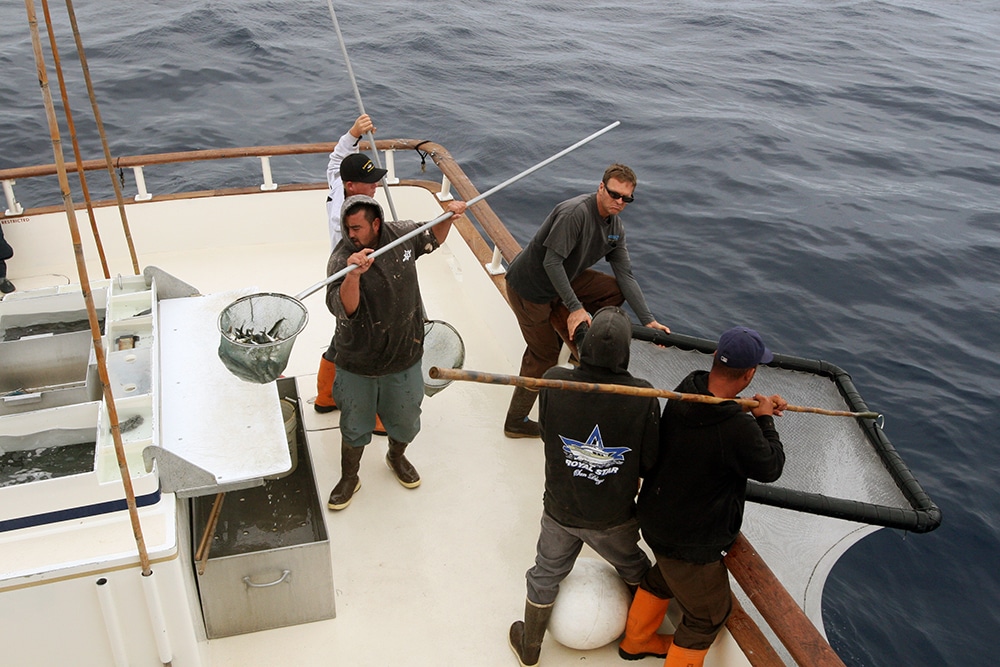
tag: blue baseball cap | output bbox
[716,327,774,368]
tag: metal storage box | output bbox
[192,385,334,638]
[0,317,102,416]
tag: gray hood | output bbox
[340,194,385,251]
[579,306,631,374]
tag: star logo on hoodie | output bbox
[560,424,630,467]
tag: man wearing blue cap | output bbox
[617,327,787,667]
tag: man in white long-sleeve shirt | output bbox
[325,113,386,251]
[316,114,389,423]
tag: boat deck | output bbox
[2,184,756,666]
[197,188,751,666]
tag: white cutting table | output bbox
[155,288,291,496]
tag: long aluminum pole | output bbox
[294,121,620,300]
[326,1,399,221]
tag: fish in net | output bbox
[217,293,309,384]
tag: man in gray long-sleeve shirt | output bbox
[502,163,671,438]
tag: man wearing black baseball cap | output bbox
[316,114,389,425]
[339,152,387,185]
[324,114,387,253]
[618,327,787,667]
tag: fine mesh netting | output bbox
[422,320,465,397]
[628,331,939,532]
[217,293,309,384]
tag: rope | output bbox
[413,140,433,171]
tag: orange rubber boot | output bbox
[315,356,338,413]
[317,354,386,434]
[664,645,709,667]
[618,588,672,660]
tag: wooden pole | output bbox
[195,493,226,575]
[39,0,110,279]
[62,0,141,275]
[429,367,881,419]
[25,0,151,574]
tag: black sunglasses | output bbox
[603,183,634,203]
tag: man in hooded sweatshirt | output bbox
[508,306,661,667]
[617,327,787,667]
[314,113,388,423]
[324,193,466,511]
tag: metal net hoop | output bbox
[422,320,465,397]
[217,293,309,384]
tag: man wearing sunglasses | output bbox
[503,163,671,439]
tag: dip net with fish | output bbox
[217,293,308,384]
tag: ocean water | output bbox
[2,1,999,665]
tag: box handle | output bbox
[243,570,291,589]
[2,392,42,405]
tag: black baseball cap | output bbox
[341,153,387,183]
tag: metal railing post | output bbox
[259,156,278,191]
[437,174,454,202]
[485,245,506,275]
[132,166,152,201]
[383,149,399,185]
[2,179,23,215]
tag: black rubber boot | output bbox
[385,438,420,488]
[328,442,364,510]
[508,599,554,667]
[504,386,540,439]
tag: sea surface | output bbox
[1,1,998,665]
